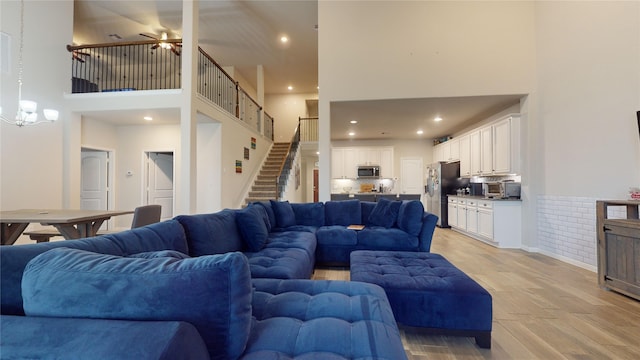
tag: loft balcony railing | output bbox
[264,112,274,141]
[299,116,318,142]
[68,40,270,137]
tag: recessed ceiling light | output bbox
[280,36,289,43]
[416,130,424,135]
[316,151,320,155]
[350,120,358,124]
[143,116,153,121]
[348,132,355,136]
[434,116,443,122]
[287,85,293,91]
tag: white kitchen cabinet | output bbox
[333,146,393,179]
[480,127,493,175]
[470,131,482,175]
[447,198,458,228]
[448,196,521,249]
[449,138,460,161]
[357,148,381,166]
[437,139,459,163]
[433,144,443,162]
[492,118,511,174]
[466,198,478,234]
[331,148,357,179]
[477,200,494,240]
[456,198,467,230]
[459,135,471,177]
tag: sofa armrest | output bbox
[418,212,439,252]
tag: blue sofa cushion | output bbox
[368,197,401,228]
[176,210,245,256]
[247,279,407,360]
[0,220,188,316]
[253,201,276,231]
[270,200,296,228]
[316,226,358,246]
[324,199,361,226]
[0,315,211,360]
[236,205,269,251]
[291,202,325,226]
[22,248,253,360]
[357,227,419,250]
[397,200,425,236]
[244,248,314,279]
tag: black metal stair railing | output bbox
[276,125,301,199]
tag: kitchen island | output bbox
[447,195,522,248]
[330,193,421,202]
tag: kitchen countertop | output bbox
[448,195,522,202]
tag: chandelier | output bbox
[0,0,59,127]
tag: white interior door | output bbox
[147,152,174,221]
[400,157,424,198]
[81,149,110,229]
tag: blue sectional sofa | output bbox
[1,220,407,359]
[177,198,437,272]
[1,199,437,359]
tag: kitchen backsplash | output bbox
[331,178,397,194]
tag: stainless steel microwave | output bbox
[357,165,380,179]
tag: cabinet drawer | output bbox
[448,197,458,203]
[458,198,467,205]
[466,199,478,207]
[478,200,493,209]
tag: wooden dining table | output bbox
[0,209,134,246]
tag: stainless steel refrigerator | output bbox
[425,162,469,228]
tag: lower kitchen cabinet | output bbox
[448,196,521,248]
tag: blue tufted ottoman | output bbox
[350,250,493,348]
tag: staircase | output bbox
[244,142,291,205]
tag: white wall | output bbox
[535,1,640,198]
[1,1,72,212]
[265,93,319,142]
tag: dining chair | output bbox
[130,204,162,228]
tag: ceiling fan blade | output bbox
[139,33,158,40]
[170,46,180,56]
[151,44,160,50]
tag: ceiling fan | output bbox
[139,32,181,56]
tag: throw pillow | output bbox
[368,198,402,228]
[22,248,253,360]
[236,205,270,251]
[270,200,296,228]
[396,200,425,236]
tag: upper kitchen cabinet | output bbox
[456,114,521,177]
[332,146,394,179]
[331,148,357,178]
[459,134,471,177]
[435,138,460,163]
[492,115,521,175]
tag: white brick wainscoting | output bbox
[536,195,627,271]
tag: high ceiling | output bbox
[73,0,319,95]
[72,0,523,140]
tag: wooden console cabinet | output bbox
[596,200,640,300]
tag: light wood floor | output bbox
[313,228,640,359]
